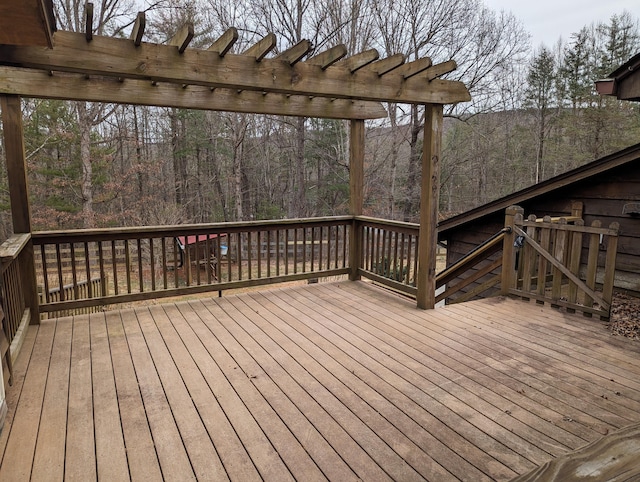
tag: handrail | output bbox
[436,228,508,289]
[0,234,33,363]
[33,216,354,242]
[33,217,352,313]
[0,233,31,263]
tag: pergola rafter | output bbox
[0,23,470,118]
[0,2,472,310]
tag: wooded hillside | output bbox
[0,1,638,237]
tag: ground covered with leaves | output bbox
[607,293,640,340]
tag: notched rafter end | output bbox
[168,22,194,54]
[130,12,146,47]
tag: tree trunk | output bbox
[77,101,94,228]
[294,116,306,217]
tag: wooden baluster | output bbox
[257,231,262,278]
[124,239,132,293]
[237,232,243,281]
[601,222,620,320]
[150,238,156,291]
[311,227,316,272]
[293,228,298,274]
[302,228,307,273]
[70,242,79,301]
[137,238,144,292]
[399,233,406,284]
[276,229,281,277]
[551,218,567,308]
[161,237,168,290]
[247,232,253,280]
[567,219,584,313]
[111,240,118,296]
[536,216,552,302]
[520,215,537,301]
[55,244,65,302]
[98,241,107,297]
[41,244,50,304]
[266,230,271,278]
[173,238,179,288]
[228,233,233,282]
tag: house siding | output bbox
[440,153,640,302]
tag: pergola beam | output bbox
[0,66,388,119]
[0,31,470,104]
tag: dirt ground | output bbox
[607,292,640,340]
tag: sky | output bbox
[482,0,640,50]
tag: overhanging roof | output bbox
[595,51,640,102]
[438,142,640,234]
[0,5,470,120]
[0,0,55,48]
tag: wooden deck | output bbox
[1,281,640,481]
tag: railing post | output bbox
[501,205,524,296]
[601,222,620,319]
[349,120,364,281]
[1,95,39,324]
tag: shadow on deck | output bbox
[1,281,640,481]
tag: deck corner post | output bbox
[416,104,443,310]
[501,205,524,296]
[349,119,364,281]
[0,95,40,324]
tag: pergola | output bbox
[0,0,470,311]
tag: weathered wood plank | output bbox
[121,308,197,480]
[276,286,532,478]
[31,318,72,480]
[242,291,473,481]
[64,317,96,479]
[3,282,640,481]
[90,312,130,480]
[0,67,388,119]
[135,307,228,480]
[0,321,54,481]
[0,31,471,104]
[513,422,640,482]
[151,304,261,481]
[104,310,163,482]
[177,300,298,481]
[0,324,37,463]
[223,294,429,480]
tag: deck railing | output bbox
[0,234,32,349]
[355,216,420,296]
[503,207,619,319]
[33,217,352,314]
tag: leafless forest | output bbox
[1,0,638,237]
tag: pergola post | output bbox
[1,94,40,324]
[349,119,364,281]
[416,104,443,309]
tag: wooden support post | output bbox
[349,120,364,281]
[571,201,583,218]
[501,205,524,296]
[416,104,443,309]
[0,95,40,324]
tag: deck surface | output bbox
[1,281,640,481]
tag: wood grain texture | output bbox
[0,30,471,104]
[2,282,640,481]
[0,66,388,119]
[417,104,443,309]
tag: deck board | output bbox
[1,280,639,481]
